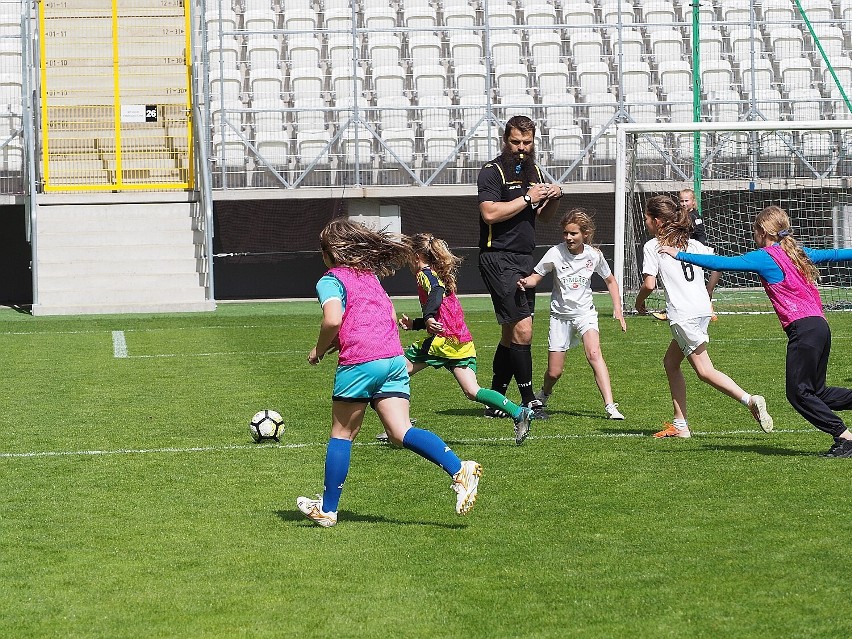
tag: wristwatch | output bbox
[523,194,532,205]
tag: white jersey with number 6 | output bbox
[642,238,713,323]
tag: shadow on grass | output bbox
[275,509,467,529]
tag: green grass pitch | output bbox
[0,297,850,638]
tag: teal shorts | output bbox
[332,355,410,403]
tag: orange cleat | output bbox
[653,423,691,438]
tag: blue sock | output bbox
[321,437,352,513]
[402,427,462,476]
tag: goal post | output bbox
[615,120,852,315]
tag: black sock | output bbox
[491,343,513,396]
[509,342,535,405]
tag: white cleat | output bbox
[451,460,482,515]
[296,495,338,527]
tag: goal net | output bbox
[615,121,852,315]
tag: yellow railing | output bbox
[38,0,193,191]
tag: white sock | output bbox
[673,418,688,430]
[740,394,751,406]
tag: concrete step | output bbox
[36,244,199,262]
[37,229,205,248]
[32,300,216,316]
[36,205,195,234]
[38,272,202,292]
[36,257,202,277]
[37,285,208,306]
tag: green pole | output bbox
[691,0,701,212]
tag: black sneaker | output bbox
[483,407,509,419]
[820,439,852,458]
[527,399,550,420]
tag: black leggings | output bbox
[785,316,852,438]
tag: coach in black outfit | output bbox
[477,115,563,420]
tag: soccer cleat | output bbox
[513,406,534,445]
[650,310,669,321]
[451,460,483,515]
[534,389,551,407]
[749,395,774,433]
[483,407,509,419]
[819,439,852,458]
[605,403,625,420]
[527,399,550,420]
[375,431,389,443]
[653,423,691,438]
[296,495,338,527]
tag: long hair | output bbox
[754,205,820,285]
[645,194,691,249]
[408,233,463,293]
[560,207,596,245]
[319,218,413,279]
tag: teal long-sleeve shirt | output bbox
[675,246,852,284]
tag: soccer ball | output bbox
[249,409,284,442]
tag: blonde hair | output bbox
[319,217,413,279]
[645,194,691,249]
[754,206,820,285]
[560,207,596,244]
[408,233,463,293]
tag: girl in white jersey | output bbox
[518,208,627,420]
[635,195,773,438]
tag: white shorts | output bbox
[671,316,711,356]
[548,311,599,352]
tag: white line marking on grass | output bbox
[112,331,128,358]
[0,428,814,460]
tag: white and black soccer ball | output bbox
[249,409,285,443]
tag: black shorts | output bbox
[478,250,536,325]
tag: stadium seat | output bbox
[210,68,244,105]
[523,3,557,27]
[205,6,239,39]
[442,4,477,29]
[528,31,564,67]
[666,90,694,123]
[562,1,596,25]
[248,67,284,103]
[296,128,332,169]
[403,2,437,28]
[728,27,765,66]
[324,8,353,33]
[449,33,483,68]
[750,88,783,120]
[372,65,407,100]
[600,0,635,29]
[489,32,523,68]
[719,0,753,24]
[779,57,814,93]
[694,28,724,63]
[586,92,617,128]
[466,132,500,165]
[255,131,292,169]
[761,0,796,23]
[243,8,277,33]
[548,125,585,167]
[282,5,318,32]
[788,87,823,120]
[459,94,488,133]
[650,29,684,64]
[626,91,660,124]
[809,25,845,61]
[483,0,517,27]
[536,62,571,98]
[363,6,398,31]
[499,93,535,120]
[700,59,733,94]
[821,57,852,99]
[576,61,611,96]
[708,89,741,122]
[608,28,645,63]
[768,26,805,62]
[246,35,280,71]
[641,0,678,32]
[408,33,443,70]
[739,57,775,95]
[376,95,411,131]
[289,67,325,101]
[454,64,488,99]
[207,40,241,71]
[495,63,530,99]
[287,35,322,71]
[412,64,448,99]
[367,34,403,69]
[423,127,460,164]
[293,97,327,131]
[330,66,366,102]
[619,60,652,95]
[380,127,416,166]
[542,92,578,129]
[570,31,604,66]
[419,95,453,131]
